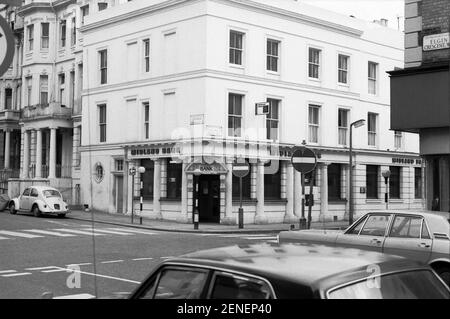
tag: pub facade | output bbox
[79,0,424,224]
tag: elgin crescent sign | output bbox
[0,1,21,77]
[423,33,450,51]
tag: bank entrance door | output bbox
[195,175,220,223]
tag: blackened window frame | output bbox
[389,166,401,199]
[141,159,155,199]
[232,173,251,200]
[328,163,342,201]
[264,161,281,199]
[366,165,379,199]
[414,167,422,199]
[166,161,182,199]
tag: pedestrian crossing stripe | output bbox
[0,230,43,238]
[52,229,106,236]
[53,293,95,299]
[22,229,76,237]
[106,228,157,235]
[81,228,134,236]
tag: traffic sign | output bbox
[129,167,136,176]
[255,102,270,115]
[0,15,15,78]
[232,161,250,178]
[291,147,317,174]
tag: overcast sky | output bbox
[303,0,405,31]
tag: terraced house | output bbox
[1,0,426,225]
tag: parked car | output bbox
[8,186,70,218]
[129,243,450,299]
[278,210,450,286]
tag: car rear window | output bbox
[328,270,450,299]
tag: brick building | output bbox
[389,0,450,211]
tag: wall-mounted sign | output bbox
[392,158,422,165]
[185,162,228,175]
[0,16,15,78]
[423,33,449,51]
[190,114,204,125]
[130,144,180,157]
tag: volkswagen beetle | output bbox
[8,186,70,218]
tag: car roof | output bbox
[26,186,58,191]
[365,210,449,219]
[165,243,425,292]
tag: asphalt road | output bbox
[0,212,278,299]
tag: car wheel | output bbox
[436,267,450,287]
[32,205,41,218]
[9,203,17,215]
[57,214,66,218]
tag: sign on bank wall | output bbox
[423,33,450,51]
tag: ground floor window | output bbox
[167,162,182,199]
[232,173,251,199]
[141,159,154,198]
[328,163,342,201]
[389,166,401,199]
[366,165,379,199]
[414,167,422,199]
[264,161,281,199]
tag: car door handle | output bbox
[371,238,382,245]
[418,243,431,248]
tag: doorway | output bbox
[195,175,220,223]
[116,175,124,214]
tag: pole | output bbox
[140,179,143,225]
[238,176,244,229]
[349,124,353,226]
[131,173,135,224]
[194,176,199,230]
[307,169,315,229]
[300,173,307,229]
[385,177,389,210]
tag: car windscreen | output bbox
[328,270,450,299]
[43,190,61,198]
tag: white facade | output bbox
[75,0,424,224]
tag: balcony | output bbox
[0,110,21,122]
[21,102,72,121]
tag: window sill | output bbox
[264,198,287,204]
[366,199,382,203]
[329,199,348,204]
[389,199,404,203]
[229,63,244,70]
[338,82,350,87]
[160,197,182,202]
[232,198,257,204]
[266,70,280,76]
[308,77,321,83]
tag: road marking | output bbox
[83,229,134,236]
[160,256,175,259]
[25,266,59,271]
[53,293,96,299]
[105,228,156,235]
[0,230,44,238]
[53,267,140,284]
[132,257,154,261]
[2,272,32,277]
[243,236,278,240]
[66,263,92,267]
[101,260,124,264]
[0,235,9,240]
[0,270,16,274]
[52,228,105,236]
[22,229,76,237]
[42,268,70,273]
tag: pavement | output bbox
[67,209,350,234]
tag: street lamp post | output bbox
[138,166,146,225]
[349,119,365,226]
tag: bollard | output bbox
[299,217,307,230]
[238,208,244,229]
[194,208,199,230]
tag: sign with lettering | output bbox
[392,158,422,165]
[423,33,450,51]
[190,114,204,125]
[130,144,180,158]
[185,162,228,175]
